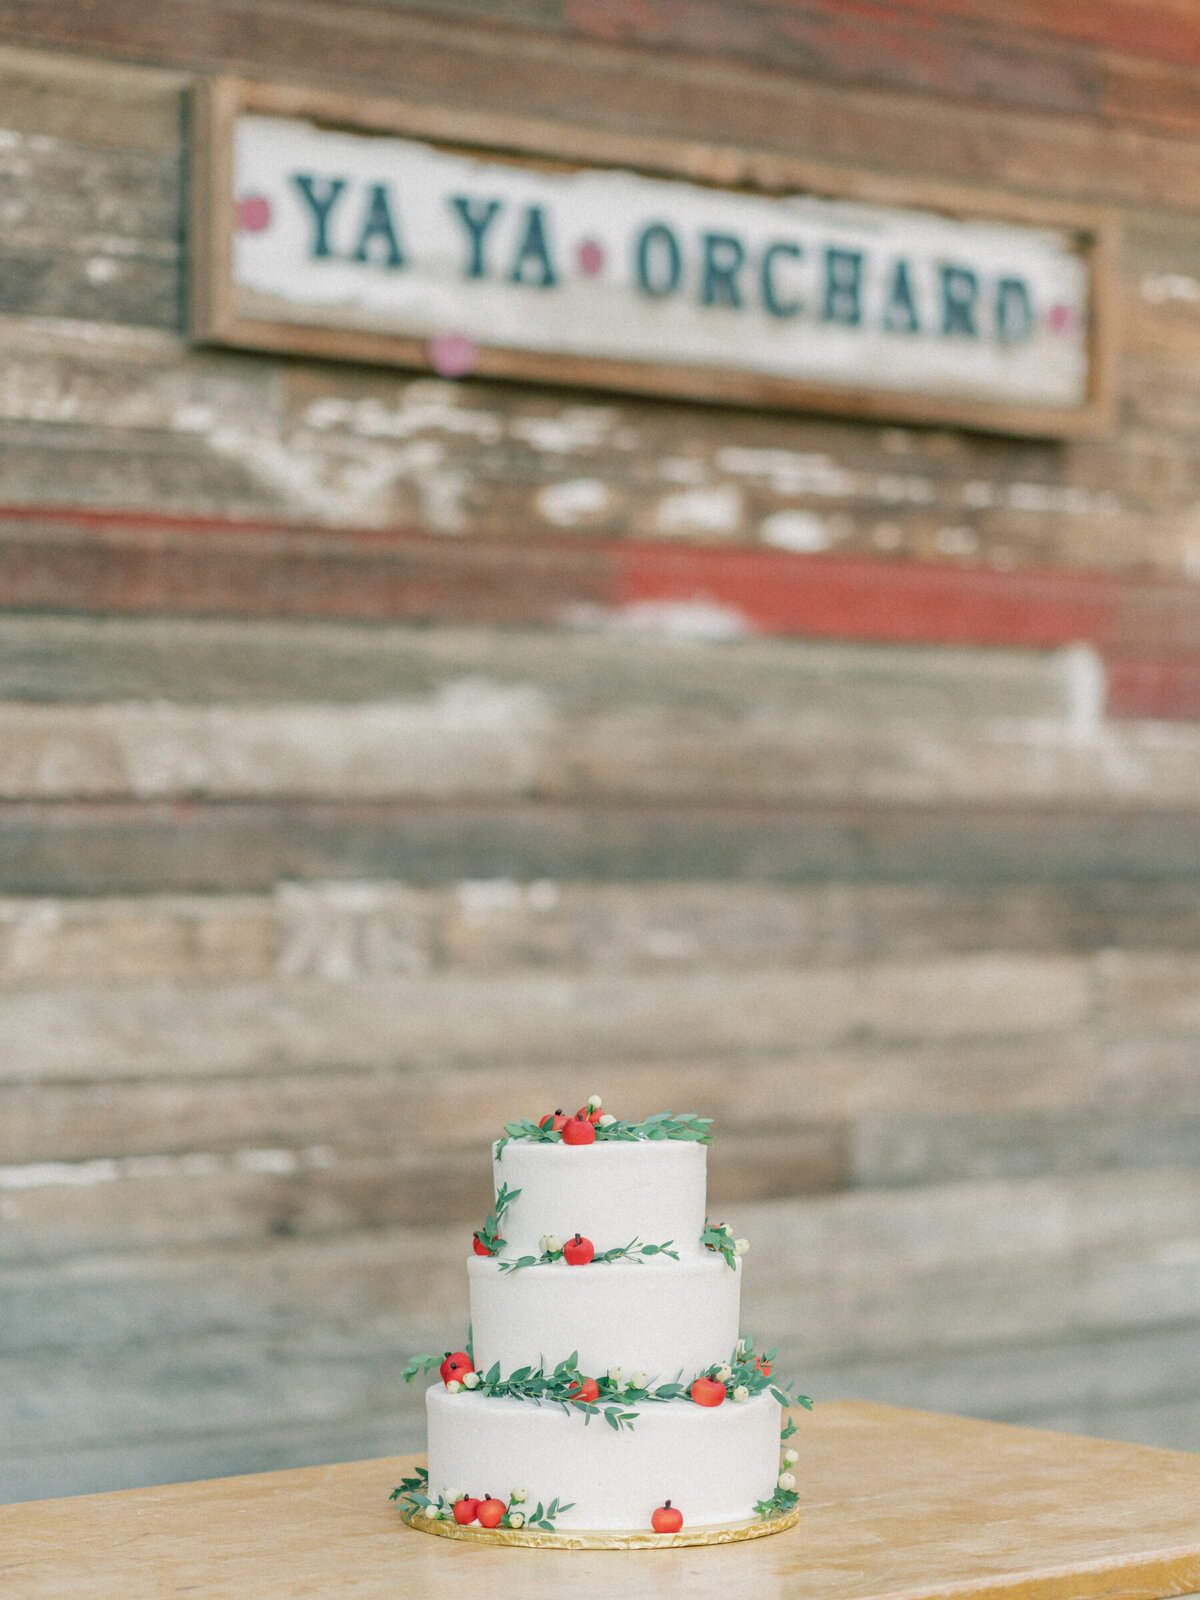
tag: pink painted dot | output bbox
[427,332,477,378]
[235,194,272,233]
[576,239,606,277]
[1046,303,1076,334]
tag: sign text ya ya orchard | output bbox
[191,80,1116,438]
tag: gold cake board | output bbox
[403,1503,800,1549]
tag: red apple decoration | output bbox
[476,1495,506,1528]
[561,1113,596,1145]
[754,1354,772,1376]
[651,1500,684,1533]
[690,1376,726,1407]
[563,1232,595,1265]
[568,1377,600,1405]
[440,1350,474,1385]
[574,1103,603,1124]
[539,1108,568,1132]
[472,1234,492,1256]
[452,1497,480,1525]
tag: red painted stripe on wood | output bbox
[1105,658,1200,722]
[4,505,1200,719]
[616,542,1118,650]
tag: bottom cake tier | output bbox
[425,1385,782,1532]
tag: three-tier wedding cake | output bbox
[396,1099,806,1543]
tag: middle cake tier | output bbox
[468,1252,741,1378]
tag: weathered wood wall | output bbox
[4,5,1200,1500]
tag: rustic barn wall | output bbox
[3,7,1200,1501]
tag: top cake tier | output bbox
[493,1138,708,1260]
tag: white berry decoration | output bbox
[714,1364,732,1382]
[778,1472,796,1490]
[445,1379,462,1393]
[607,1366,624,1387]
[783,1449,799,1464]
[732,1385,750,1401]
[462,1370,481,1389]
[508,1511,525,1529]
[629,1369,649,1389]
[539,1233,564,1255]
[587,1093,603,1109]
[510,1487,527,1503]
[441,1488,461,1506]
[734,1238,750,1256]
[597,1112,616,1127]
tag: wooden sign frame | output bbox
[190,76,1118,439]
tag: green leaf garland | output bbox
[472,1181,521,1255]
[497,1110,712,1156]
[406,1338,810,1430]
[497,1236,679,1273]
[389,1467,433,1517]
[754,1484,800,1520]
[391,1469,575,1531]
[700,1219,738,1269]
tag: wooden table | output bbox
[5,1402,1200,1600]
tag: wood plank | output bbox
[1097,950,1200,1029]
[0,127,180,329]
[4,1021,1199,1160]
[0,514,617,627]
[8,2,1200,210]
[13,873,1200,990]
[853,1102,1200,1188]
[564,0,1104,119]
[0,1149,492,1261]
[0,615,1082,717]
[0,44,185,150]
[1065,1394,1200,1453]
[799,1325,1200,1435]
[8,800,1200,895]
[0,1333,421,1456]
[0,1228,465,1355]
[12,685,1200,805]
[0,956,1092,1084]
[0,894,272,984]
[873,0,1200,69]
[0,1410,427,1507]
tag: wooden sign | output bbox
[191,79,1116,437]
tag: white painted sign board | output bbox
[192,82,1115,437]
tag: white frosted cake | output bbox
[396,1101,806,1540]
